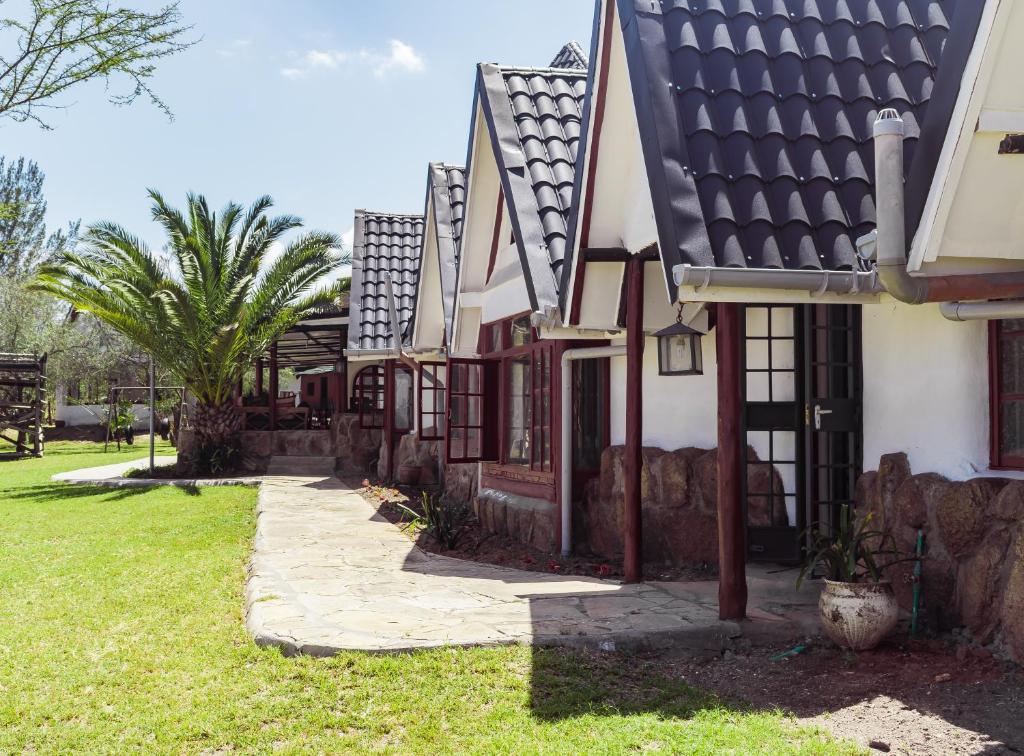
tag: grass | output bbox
[0,442,853,754]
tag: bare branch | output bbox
[0,0,195,127]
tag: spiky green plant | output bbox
[32,190,346,465]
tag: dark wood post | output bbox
[269,343,279,431]
[716,302,748,619]
[255,358,264,396]
[623,256,644,583]
[383,359,395,481]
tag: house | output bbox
[343,210,424,480]
[444,47,595,555]
[549,0,1024,659]
[341,1,1024,662]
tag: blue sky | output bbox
[9,0,594,257]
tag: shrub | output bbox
[397,491,468,550]
[194,439,242,477]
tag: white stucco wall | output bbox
[56,403,156,428]
[608,332,719,450]
[862,299,990,480]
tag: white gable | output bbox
[911,0,1024,274]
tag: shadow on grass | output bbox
[1,482,155,503]
[528,646,719,722]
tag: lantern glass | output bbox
[656,330,703,376]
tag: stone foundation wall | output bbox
[857,453,1024,664]
[443,462,478,506]
[390,433,442,484]
[580,445,787,568]
[333,413,382,476]
[475,489,557,553]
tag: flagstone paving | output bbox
[246,470,822,655]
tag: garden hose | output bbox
[911,529,924,637]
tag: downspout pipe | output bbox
[872,109,1024,306]
[560,344,627,557]
[940,300,1024,321]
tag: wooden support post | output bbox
[623,256,644,584]
[255,358,264,396]
[716,302,748,620]
[269,343,279,431]
[383,359,395,481]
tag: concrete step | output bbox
[266,455,336,477]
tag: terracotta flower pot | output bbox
[396,464,421,486]
[819,579,899,651]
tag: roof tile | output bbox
[626,0,961,272]
[348,211,424,352]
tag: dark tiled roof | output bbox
[347,211,424,352]
[477,63,587,310]
[408,163,466,348]
[549,40,588,70]
[615,0,978,290]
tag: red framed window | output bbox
[353,365,385,430]
[446,359,498,463]
[418,362,447,441]
[990,319,1024,468]
[446,314,556,470]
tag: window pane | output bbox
[451,395,465,425]
[449,428,465,460]
[510,316,532,346]
[1000,331,1024,395]
[450,363,465,392]
[490,323,503,352]
[468,364,481,393]
[467,428,482,458]
[468,396,482,426]
[506,357,531,464]
[1001,400,1024,460]
[395,370,413,431]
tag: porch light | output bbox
[654,313,703,376]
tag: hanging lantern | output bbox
[654,306,703,376]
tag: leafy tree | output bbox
[32,191,347,464]
[0,156,78,275]
[1,0,193,127]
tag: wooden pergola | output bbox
[253,307,349,430]
[0,353,47,458]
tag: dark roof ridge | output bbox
[483,63,589,76]
[355,209,423,218]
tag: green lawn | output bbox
[0,442,851,754]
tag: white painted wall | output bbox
[56,403,156,428]
[862,299,990,480]
[608,331,719,450]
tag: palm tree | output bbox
[33,190,346,462]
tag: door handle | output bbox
[813,405,833,430]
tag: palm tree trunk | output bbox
[192,400,241,446]
[188,400,243,474]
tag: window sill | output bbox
[970,468,1024,481]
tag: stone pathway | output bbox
[247,470,821,655]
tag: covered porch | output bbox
[242,307,349,432]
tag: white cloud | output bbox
[341,226,354,251]
[372,39,425,78]
[280,39,424,80]
[216,38,252,58]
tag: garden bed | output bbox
[353,478,717,583]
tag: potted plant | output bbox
[798,505,904,651]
